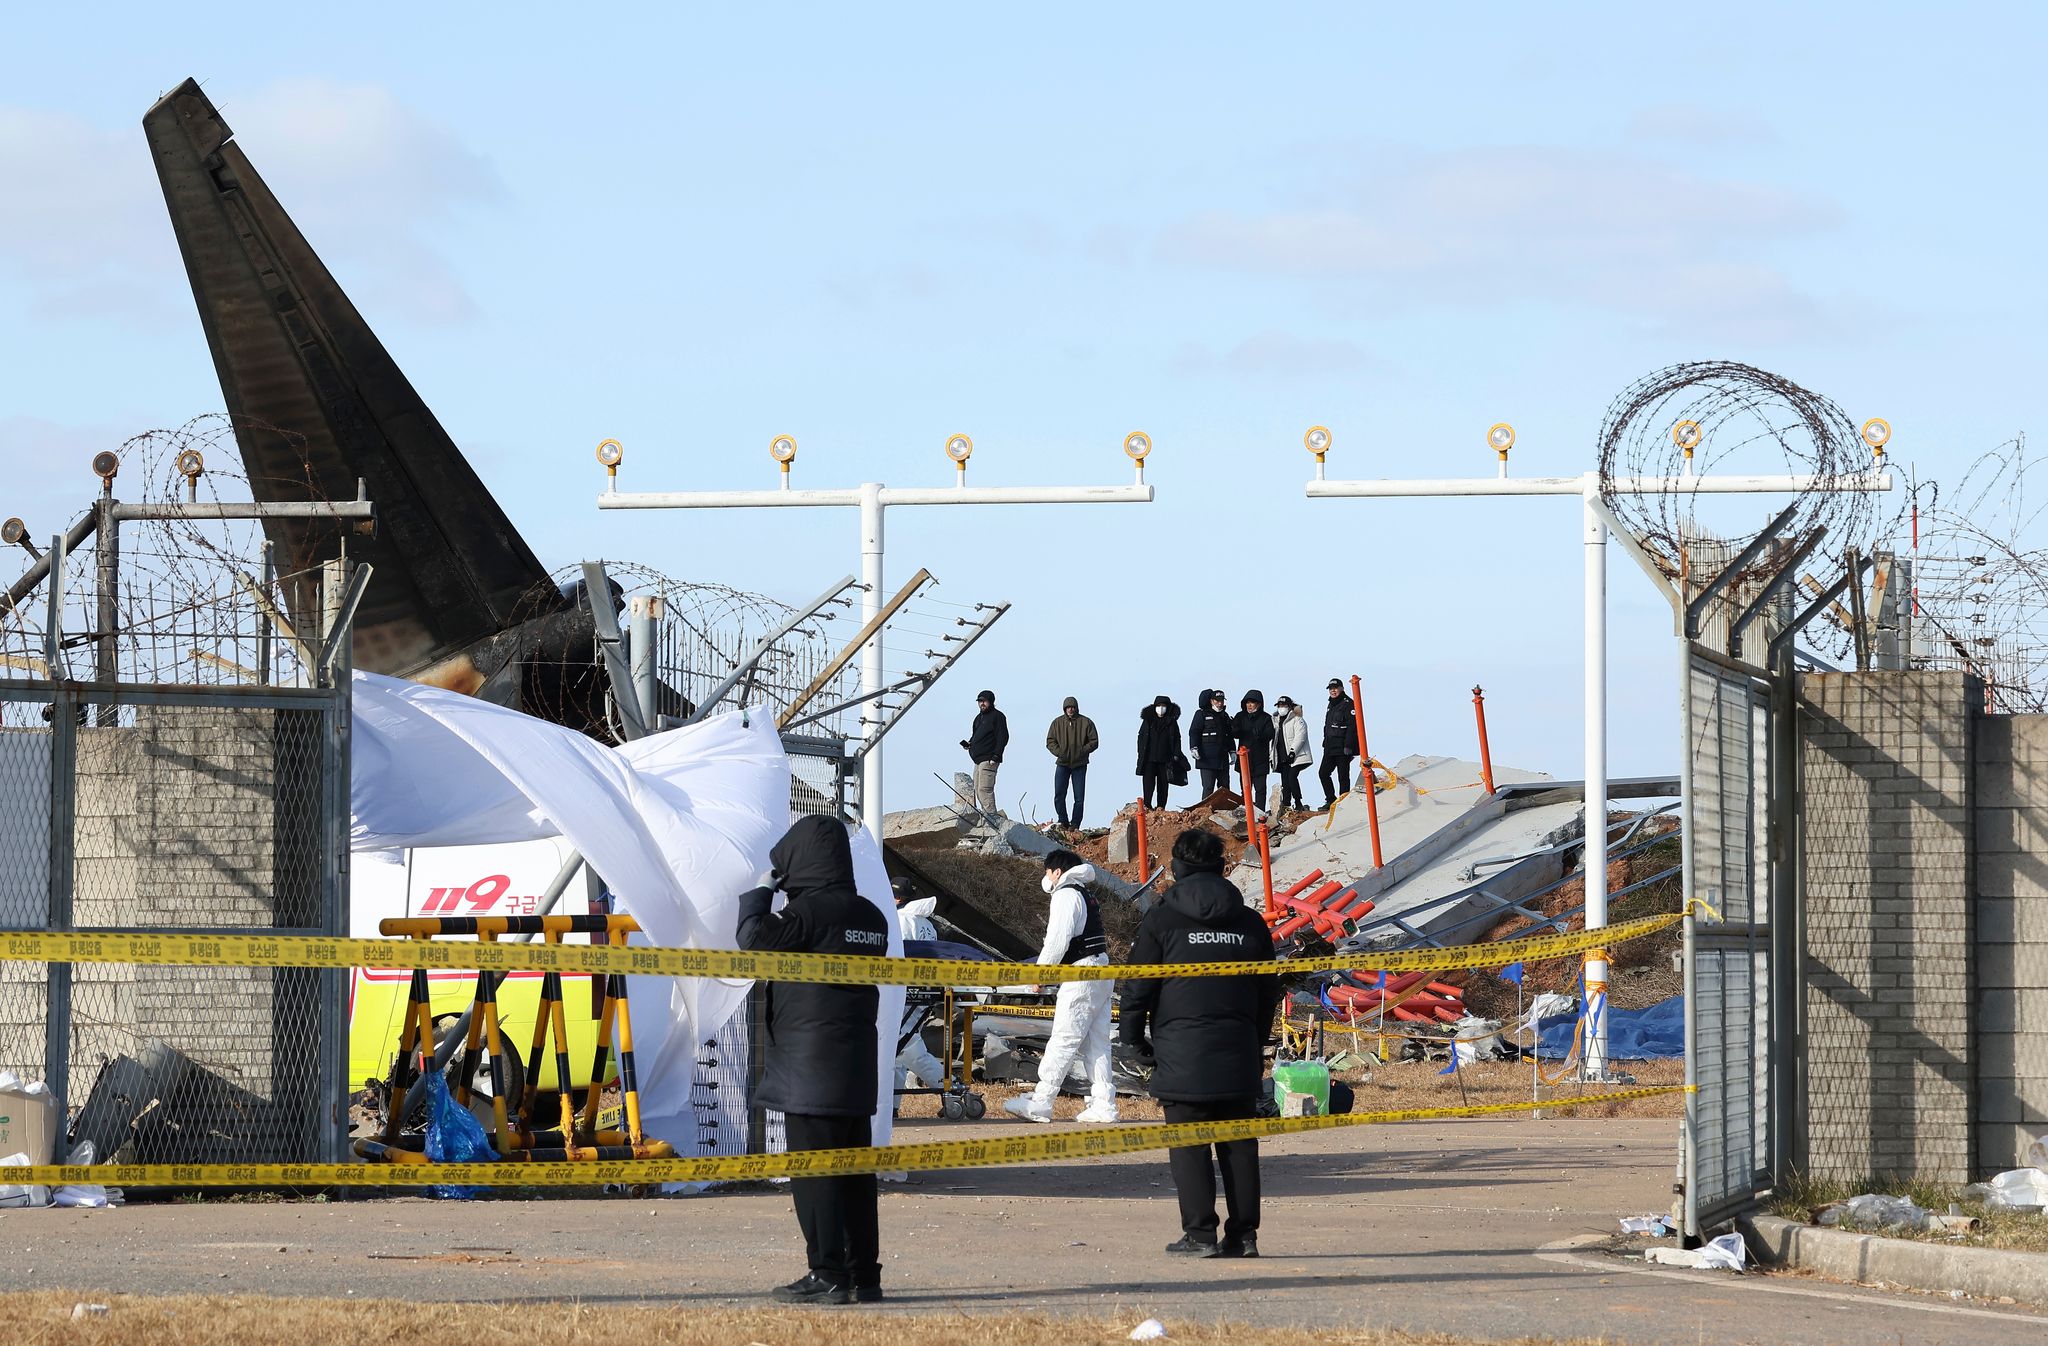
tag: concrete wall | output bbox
[1797,671,1977,1184]
[1974,714,2048,1171]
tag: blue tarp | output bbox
[1538,995,1684,1060]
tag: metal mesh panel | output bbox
[1693,946,1765,1216]
[0,684,344,1168]
[1686,653,1775,1231]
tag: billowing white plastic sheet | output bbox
[348,672,907,1150]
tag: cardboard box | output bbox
[0,1077,59,1166]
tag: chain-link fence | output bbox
[0,493,353,1169]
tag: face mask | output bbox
[1155,706,1168,716]
[1041,872,1058,894]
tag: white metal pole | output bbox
[860,482,886,848]
[1581,479,1610,1079]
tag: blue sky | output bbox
[2,5,2041,820]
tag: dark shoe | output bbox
[1211,1234,1259,1259]
[1165,1234,1218,1256]
[771,1273,851,1304]
[853,1283,884,1303]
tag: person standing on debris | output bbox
[1003,848,1119,1124]
[1272,697,1312,812]
[1188,688,1237,798]
[737,815,893,1305]
[1318,679,1358,809]
[1045,696,1099,830]
[890,880,950,1094]
[1136,695,1181,809]
[961,690,1009,817]
[1120,828,1281,1258]
[1230,689,1275,813]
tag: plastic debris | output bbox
[1619,1214,1672,1237]
[71,1304,109,1320]
[51,1138,117,1209]
[1644,1232,1746,1271]
[2025,1131,2048,1173]
[1129,1320,1168,1341]
[1982,1168,2048,1213]
[422,1070,495,1199]
[0,1153,50,1209]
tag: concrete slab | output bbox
[8,1117,2044,1343]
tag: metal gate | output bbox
[1681,648,1778,1235]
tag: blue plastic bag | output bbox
[422,1069,495,1198]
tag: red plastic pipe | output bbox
[1134,799,1149,885]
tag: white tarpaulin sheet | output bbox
[349,671,905,1149]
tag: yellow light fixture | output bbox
[595,438,623,485]
[1123,431,1152,461]
[1487,423,1515,458]
[1304,425,1332,457]
[769,434,798,477]
[1861,418,1892,456]
[945,433,974,464]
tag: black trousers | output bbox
[784,1113,879,1287]
[1199,766,1229,798]
[1141,768,1171,809]
[1163,1097,1261,1241]
[1277,764,1306,810]
[1317,751,1353,804]
[1245,770,1267,812]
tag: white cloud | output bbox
[0,79,501,328]
[1157,145,1845,343]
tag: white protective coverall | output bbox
[1029,864,1118,1119]
[894,897,949,1089]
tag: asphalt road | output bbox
[3,1116,2044,1345]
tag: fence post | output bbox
[319,558,353,1163]
[1347,674,1384,869]
[1472,686,1496,795]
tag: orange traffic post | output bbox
[1134,798,1150,885]
[1348,674,1385,868]
[1472,685,1496,795]
[1237,745,1276,914]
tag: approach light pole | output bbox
[597,433,1156,846]
[1301,421,1892,1079]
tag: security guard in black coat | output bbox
[1120,828,1282,1258]
[737,815,893,1304]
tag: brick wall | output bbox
[1797,670,1977,1184]
[1974,714,2048,1171]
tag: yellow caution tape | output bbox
[3,1085,1689,1188]
[0,910,1684,986]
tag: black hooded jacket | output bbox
[966,700,1010,764]
[1231,690,1275,776]
[1118,862,1281,1103]
[1136,697,1181,772]
[735,815,891,1117]
[1322,691,1358,757]
[1187,690,1237,772]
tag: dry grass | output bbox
[1771,1172,2048,1254]
[0,1291,1613,1345]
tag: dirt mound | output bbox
[1068,798,1301,888]
[908,847,1145,962]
